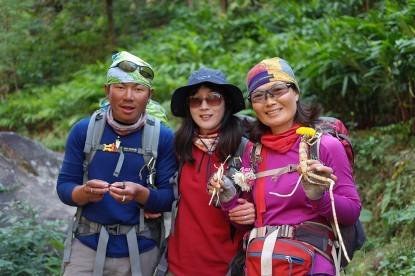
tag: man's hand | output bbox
[109,181,150,205]
[73,179,110,205]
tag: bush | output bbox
[0,201,65,276]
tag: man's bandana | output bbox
[106,51,153,88]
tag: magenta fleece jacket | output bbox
[221,134,362,275]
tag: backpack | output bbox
[310,116,366,269]
[62,107,166,276]
[250,116,366,272]
[311,116,354,166]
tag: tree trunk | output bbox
[219,0,228,13]
[105,0,116,50]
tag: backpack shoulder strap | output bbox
[228,136,249,168]
[237,136,249,157]
[310,135,322,162]
[83,109,106,184]
[139,115,161,188]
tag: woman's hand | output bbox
[228,198,255,225]
[207,172,223,195]
[207,173,236,203]
[299,160,338,200]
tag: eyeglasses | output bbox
[116,60,154,80]
[249,82,295,103]
[187,93,223,108]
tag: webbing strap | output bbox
[93,227,109,276]
[113,150,125,177]
[153,247,168,276]
[332,244,341,276]
[139,209,145,232]
[247,225,294,245]
[83,110,106,184]
[63,217,75,263]
[169,199,179,235]
[167,170,180,235]
[126,227,142,276]
[91,225,143,276]
[141,115,160,187]
[62,207,83,263]
[261,228,280,276]
[255,164,297,179]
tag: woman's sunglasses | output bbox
[187,93,223,108]
[116,60,154,80]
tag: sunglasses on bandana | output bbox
[116,60,154,80]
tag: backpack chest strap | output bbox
[94,144,146,177]
[255,164,298,179]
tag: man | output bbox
[57,51,177,276]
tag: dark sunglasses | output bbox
[116,60,154,80]
[187,93,223,108]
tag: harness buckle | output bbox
[106,224,121,235]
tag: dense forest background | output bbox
[0,0,414,275]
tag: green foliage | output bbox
[0,201,65,276]
[0,1,414,274]
[2,0,414,140]
[348,120,415,274]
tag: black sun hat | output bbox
[171,68,245,117]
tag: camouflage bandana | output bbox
[107,51,153,88]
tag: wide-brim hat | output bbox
[171,68,245,117]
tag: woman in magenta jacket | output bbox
[209,57,362,275]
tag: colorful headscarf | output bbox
[107,51,153,88]
[246,57,299,99]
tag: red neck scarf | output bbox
[261,123,301,153]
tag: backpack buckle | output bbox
[307,128,323,146]
[106,224,121,235]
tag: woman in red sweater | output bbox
[167,68,255,275]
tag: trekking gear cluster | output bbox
[241,116,366,275]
